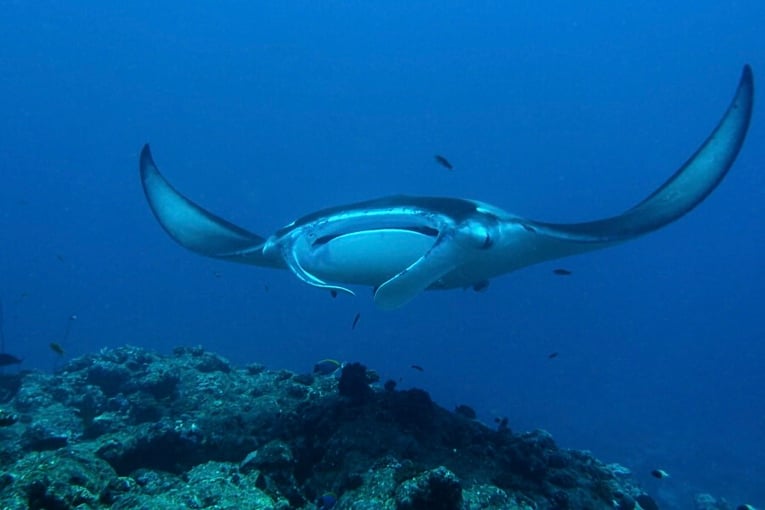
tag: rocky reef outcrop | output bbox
[0,345,657,509]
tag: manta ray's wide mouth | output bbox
[312,225,439,247]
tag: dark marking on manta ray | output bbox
[434,155,453,170]
[473,280,490,292]
[351,312,361,330]
[553,268,572,276]
[410,364,424,372]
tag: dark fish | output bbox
[434,154,453,170]
[313,359,341,375]
[49,342,65,356]
[351,312,361,330]
[410,364,424,372]
[548,352,559,359]
[330,290,338,299]
[651,469,669,479]
[553,268,572,276]
[0,353,22,367]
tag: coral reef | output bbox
[0,345,657,509]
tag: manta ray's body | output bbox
[141,66,754,309]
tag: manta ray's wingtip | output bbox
[739,64,753,95]
[742,64,753,80]
[140,144,155,175]
[736,65,754,109]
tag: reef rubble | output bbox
[0,345,658,509]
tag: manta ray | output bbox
[140,66,753,309]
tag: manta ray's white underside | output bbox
[140,66,754,309]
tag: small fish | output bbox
[330,290,338,299]
[548,352,559,359]
[410,364,424,372]
[651,469,670,479]
[313,359,342,376]
[737,505,757,510]
[49,342,65,356]
[434,154,453,170]
[0,353,23,367]
[553,268,572,276]
[351,312,361,330]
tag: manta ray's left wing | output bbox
[529,65,753,245]
[140,145,282,267]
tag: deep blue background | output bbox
[1,2,763,508]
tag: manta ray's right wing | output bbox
[530,65,753,244]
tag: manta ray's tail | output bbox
[533,65,754,243]
[140,145,278,266]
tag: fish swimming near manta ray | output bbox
[140,66,754,310]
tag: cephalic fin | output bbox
[374,234,460,309]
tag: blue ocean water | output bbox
[0,2,762,507]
